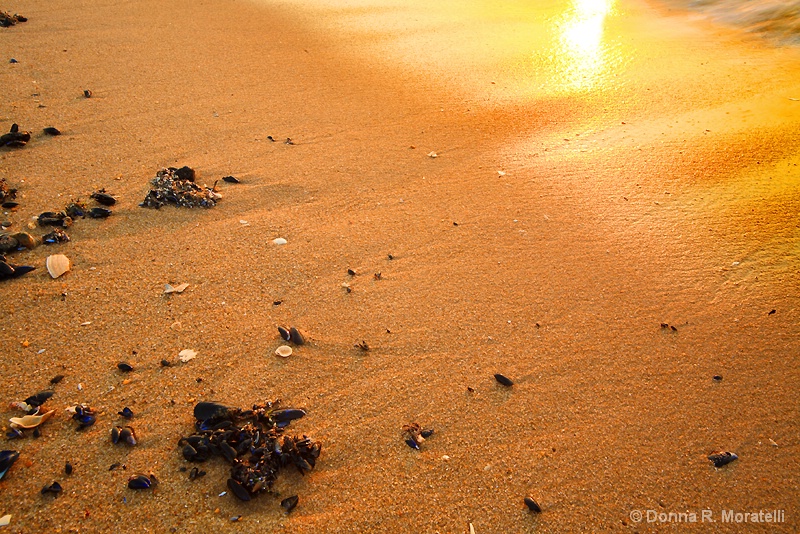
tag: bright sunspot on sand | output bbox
[552,0,617,92]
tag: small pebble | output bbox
[117,362,133,372]
[65,462,73,475]
[712,375,722,381]
[83,89,92,98]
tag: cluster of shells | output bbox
[180,401,321,502]
[140,167,221,209]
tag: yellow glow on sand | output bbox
[553,0,617,92]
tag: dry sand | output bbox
[0,0,799,532]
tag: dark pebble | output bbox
[65,462,73,475]
[83,90,92,98]
[117,362,134,372]
[49,374,65,384]
[160,359,171,367]
[494,373,514,387]
[347,268,356,276]
[281,495,299,513]
[222,176,240,183]
[524,496,542,513]
[43,127,61,136]
[24,390,54,407]
[768,309,776,315]
[712,375,723,381]
[9,58,18,64]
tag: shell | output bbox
[272,237,287,245]
[275,345,293,358]
[9,409,55,429]
[10,232,36,249]
[164,282,189,294]
[46,254,70,278]
[179,349,197,362]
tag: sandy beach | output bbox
[1,0,799,531]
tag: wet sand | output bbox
[1,0,799,532]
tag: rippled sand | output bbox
[0,0,798,532]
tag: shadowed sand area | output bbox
[0,0,799,531]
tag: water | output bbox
[659,0,800,45]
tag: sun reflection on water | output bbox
[551,0,618,92]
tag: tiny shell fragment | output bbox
[164,283,189,294]
[0,514,10,527]
[179,349,197,362]
[46,254,70,278]
[272,237,287,245]
[275,345,293,358]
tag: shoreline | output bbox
[1,0,798,532]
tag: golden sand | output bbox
[0,0,798,531]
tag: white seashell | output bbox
[0,515,10,527]
[427,151,438,158]
[164,282,189,294]
[497,170,506,176]
[272,237,287,245]
[9,409,55,429]
[179,349,197,362]
[46,254,70,278]
[274,345,293,358]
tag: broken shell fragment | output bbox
[275,345,293,358]
[9,409,55,429]
[272,237,287,245]
[46,254,70,278]
[164,282,189,294]
[179,349,197,362]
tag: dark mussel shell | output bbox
[41,481,62,495]
[50,374,65,384]
[708,451,738,468]
[278,326,291,341]
[65,461,73,475]
[227,478,252,501]
[193,401,234,422]
[43,127,61,136]
[38,211,70,227]
[83,90,93,98]
[6,428,23,440]
[0,450,20,480]
[0,235,18,253]
[127,474,153,490]
[0,259,16,276]
[64,202,87,218]
[221,176,240,184]
[72,405,96,429]
[174,166,195,182]
[420,429,434,439]
[281,495,299,513]
[42,227,70,244]
[9,124,18,133]
[1,201,18,209]
[289,327,305,346]
[111,426,137,446]
[24,390,54,407]
[117,362,134,372]
[118,407,134,419]
[0,130,31,147]
[270,408,306,424]
[90,190,116,206]
[87,207,112,219]
[524,497,542,513]
[494,373,514,387]
[405,438,420,450]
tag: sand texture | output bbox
[1,0,799,531]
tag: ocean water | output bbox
[659,0,800,45]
